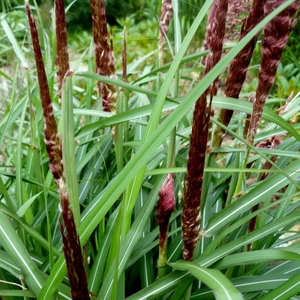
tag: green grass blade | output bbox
[191,274,293,299]
[213,250,300,270]
[1,19,27,68]
[98,176,165,299]
[197,211,300,267]
[0,210,46,295]
[0,290,35,298]
[169,261,243,300]
[61,74,80,226]
[204,158,300,236]
[259,272,300,300]
[213,96,300,141]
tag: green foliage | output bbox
[0,9,27,66]
[1,1,300,299]
[64,0,154,31]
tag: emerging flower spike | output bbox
[157,174,175,266]
[212,0,266,147]
[90,0,116,112]
[247,0,299,145]
[182,0,228,261]
[55,0,70,99]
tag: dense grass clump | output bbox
[0,0,300,299]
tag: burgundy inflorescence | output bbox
[55,0,70,96]
[26,3,89,297]
[212,0,266,147]
[26,3,63,184]
[90,0,116,112]
[182,0,228,261]
[247,0,299,144]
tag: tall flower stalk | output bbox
[212,0,266,147]
[26,2,63,184]
[26,2,89,298]
[182,0,228,261]
[90,0,116,112]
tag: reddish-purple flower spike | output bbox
[26,2,63,183]
[90,0,116,112]
[212,0,266,147]
[182,0,228,261]
[225,0,266,99]
[157,174,175,251]
[27,4,89,297]
[247,0,299,144]
[55,0,70,97]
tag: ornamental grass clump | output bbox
[182,0,228,261]
[2,0,300,298]
[26,1,89,297]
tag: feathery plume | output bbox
[182,0,228,261]
[247,0,299,144]
[26,2,63,183]
[26,3,89,297]
[225,0,250,42]
[55,0,70,98]
[90,0,116,112]
[212,0,266,147]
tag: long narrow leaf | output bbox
[170,261,243,300]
